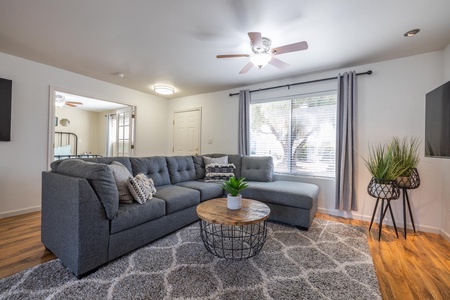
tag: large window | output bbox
[250,92,337,178]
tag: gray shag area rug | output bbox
[0,219,381,300]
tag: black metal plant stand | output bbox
[395,168,420,239]
[368,178,401,241]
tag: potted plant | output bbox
[222,177,249,210]
[363,142,406,199]
[390,137,420,188]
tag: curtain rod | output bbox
[229,70,372,97]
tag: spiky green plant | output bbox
[390,136,420,177]
[363,142,408,182]
[222,177,249,197]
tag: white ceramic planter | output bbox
[227,194,242,210]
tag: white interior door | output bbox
[173,109,201,155]
[116,107,134,156]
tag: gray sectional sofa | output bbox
[42,154,319,277]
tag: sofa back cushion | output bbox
[166,156,197,184]
[241,156,274,182]
[54,159,119,219]
[51,157,133,174]
[130,157,171,187]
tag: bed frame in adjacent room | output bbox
[54,131,102,160]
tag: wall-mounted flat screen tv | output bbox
[0,77,12,142]
[425,80,450,158]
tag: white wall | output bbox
[0,52,169,217]
[169,50,446,234]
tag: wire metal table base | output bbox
[199,219,268,260]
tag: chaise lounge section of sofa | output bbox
[42,154,319,277]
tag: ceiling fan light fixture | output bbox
[250,53,272,68]
[154,85,175,95]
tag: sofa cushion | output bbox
[51,157,133,174]
[108,161,134,204]
[240,181,319,209]
[227,155,243,178]
[154,185,200,214]
[54,159,119,220]
[166,156,197,184]
[193,156,205,179]
[130,157,171,187]
[111,198,166,234]
[175,181,224,201]
[241,156,274,182]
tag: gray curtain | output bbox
[335,71,357,211]
[238,89,251,155]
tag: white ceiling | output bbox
[1,1,450,99]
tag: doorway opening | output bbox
[48,87,136,167]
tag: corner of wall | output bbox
[444,43,450,81]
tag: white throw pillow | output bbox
[203,156,228,166]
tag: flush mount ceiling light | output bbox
[404,28,420,37]
[154,85,175,95]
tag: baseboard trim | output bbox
[440,229,450,243]
[317,207,442,235]
[0,206,41,219]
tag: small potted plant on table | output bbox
[222,177,249,210]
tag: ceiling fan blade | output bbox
[269,57,289,70]
[239,62,254,74]
[66,101,83,105]
[248,32,262,47]
[216,54,250,59]
[272,41,308,55]
[66,103,77,107]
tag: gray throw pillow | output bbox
[203,155,228,165]
[108,161,134,204]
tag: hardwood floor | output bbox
[1,211,449,299]
[0,212,55,279]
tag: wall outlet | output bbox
[208,138,213,144]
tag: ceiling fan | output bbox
[217,32,308,74]
[55,95,83,107]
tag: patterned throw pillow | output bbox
[108,161,135,204]
[204,163,236,182]
[127,173,157,204]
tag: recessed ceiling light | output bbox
[154,85,175,95]
[404,29,420,37]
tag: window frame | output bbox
[250,90,338,178]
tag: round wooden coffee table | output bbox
[196,198,270,260]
